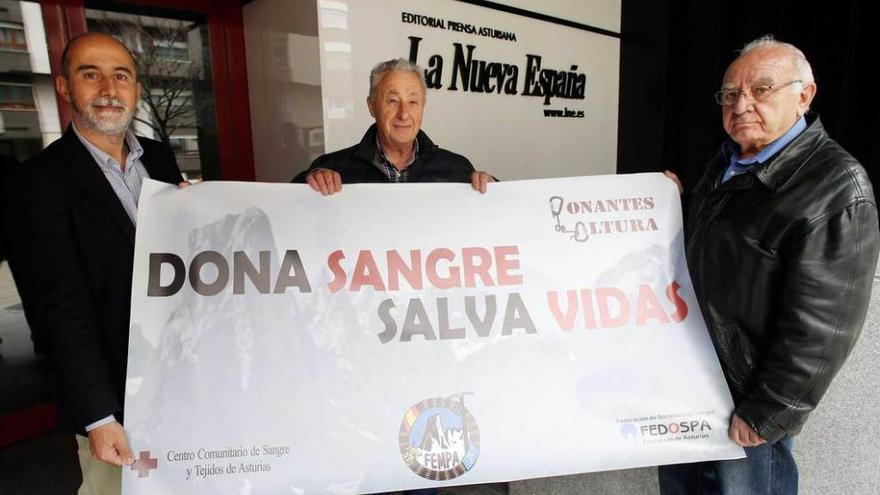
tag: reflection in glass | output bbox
[243,0,325,181]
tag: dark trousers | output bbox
[658,437,797,495]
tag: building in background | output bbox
[0,0,59,162]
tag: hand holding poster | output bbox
[123,174,742,494]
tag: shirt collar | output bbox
[723,115,808,167]
[374,135,419,171]
[71,123,144,170]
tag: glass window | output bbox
[0,1,60,161]
[152,39,190,62]
[0,82,35,109]
[0,22,27,52]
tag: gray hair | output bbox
[738,35,814,83]
[368,58,427,101]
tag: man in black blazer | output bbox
[6,32,183,494]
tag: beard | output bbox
[72,96,135,136]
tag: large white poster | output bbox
[123,174,742,494]
[317,0,620,180]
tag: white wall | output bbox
[244,0,622,182]
[316,0,621,180]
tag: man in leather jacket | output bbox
[659,36,879,494]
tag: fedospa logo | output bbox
[399,395,480,480]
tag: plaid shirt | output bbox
[374,136,419,182]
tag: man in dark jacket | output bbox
[660,36,879,494]
[293,59,492,495]
[292,58,494,192]
[6,33,184,495]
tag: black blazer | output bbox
[8,126,183,433]
[3,153,49,355]
[0,153,20,262]
[291,124,476,184]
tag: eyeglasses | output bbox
[714,80,803,106]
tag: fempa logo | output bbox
[549,195,659,242]
[399,395,480,481]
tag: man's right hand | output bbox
[728,413,767,447]
[88,421,135,467]
[306,168,342,195]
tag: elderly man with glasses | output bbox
[660,36,879,494]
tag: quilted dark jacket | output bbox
[292,124,475,184]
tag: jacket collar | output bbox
[58,124,145,245]
[352,123,438,163]
[710,114,829,193]
[753,114,828,191]
[71,123,145,172]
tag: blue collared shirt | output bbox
[72,124,151,225]
[720,116,808,184]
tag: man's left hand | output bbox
[471,171,495,194]
[728,413,766,447]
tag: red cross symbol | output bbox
[131,451,158,478]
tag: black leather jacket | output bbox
[685,115,879,442]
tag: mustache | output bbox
[90,97,126,109]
